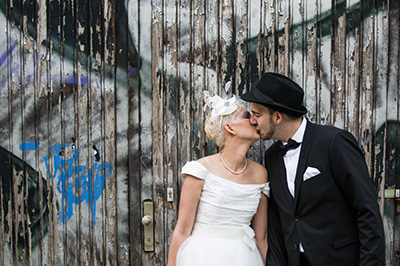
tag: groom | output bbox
[242,72,385,266]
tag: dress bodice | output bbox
[181,161,270,226]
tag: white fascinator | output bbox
[203,91,238,128]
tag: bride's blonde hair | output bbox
[205,101,246,149]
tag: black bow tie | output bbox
[278,138,301,155]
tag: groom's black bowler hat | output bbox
[241,72,307,117]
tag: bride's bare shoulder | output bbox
[196,154,219,168]
[248,160,268,182]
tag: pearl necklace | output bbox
[219,153,247,175]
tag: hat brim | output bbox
[241,90,307,117]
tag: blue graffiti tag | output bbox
[21,142,112,224]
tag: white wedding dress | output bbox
[176,161,270,266]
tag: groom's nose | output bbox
[250,115,257,125]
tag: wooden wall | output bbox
[0,0,398,265]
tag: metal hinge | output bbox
[384,189,400,199]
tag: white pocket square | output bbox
[303,166,321,181]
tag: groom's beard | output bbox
[260,116,276,140]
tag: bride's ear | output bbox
[223,123,236,136]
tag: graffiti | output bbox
[0,145,49,261]
[20,142,112,225]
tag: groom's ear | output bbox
[273,111,283,125]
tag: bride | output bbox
[168,92,269,266]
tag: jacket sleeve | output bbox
[330,130,385,265]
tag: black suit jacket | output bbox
[265,121,385,266]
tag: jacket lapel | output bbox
[293,120,314,209]
[278,151,295,208]
[269,143,295,210]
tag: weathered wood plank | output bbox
[373,0,389,212]
[103,0,118,264]
[317,1,333,126]
[345,0,361,137]
[74,0,88,265]
[194,0,207,159]
[164,0,179,264]
[45,0,63,263]
[359,0,375,180]
[378,1,399,265]
[302,0,319,123]
[178,0,193,169]
[111,0,132,264]
[264,1,277,73]
[151,0,166,264]
[34,0,50,265]
[277,0,291,75]
[332,1,347,129]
